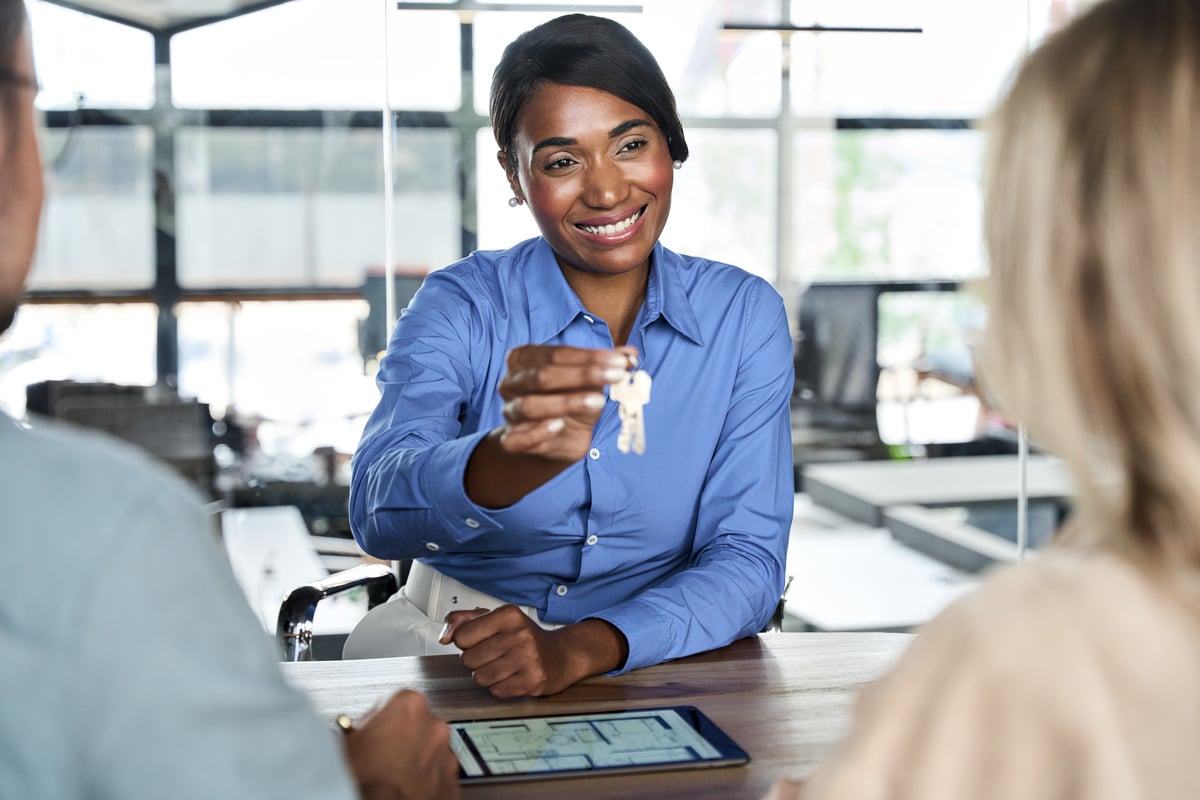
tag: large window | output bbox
[793,129,985,283]
[3,0,1095,499]
[34,127,156,289]
[176,128,458,287]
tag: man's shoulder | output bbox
[9,414,201,493]
[0,414,208,549]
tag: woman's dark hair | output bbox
[490,14,689,169]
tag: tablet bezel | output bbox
[449,704,750,785]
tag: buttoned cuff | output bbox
[415,430,503,548]
[588,598,675,675]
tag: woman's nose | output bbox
[581,159,626,208]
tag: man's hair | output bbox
[981,0,1200,563]
[489,14,688,171]
[0,0,29,133]
[0,0,23,63]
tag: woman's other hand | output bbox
[441,605,628,698]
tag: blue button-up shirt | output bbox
[350,237,794,673]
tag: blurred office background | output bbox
[2,0,1088,542]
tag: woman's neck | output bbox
[558,261,649,347]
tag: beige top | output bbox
[767,547,1200,800]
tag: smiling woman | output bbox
[345,13,796,699]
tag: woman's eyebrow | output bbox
[531,119,653,154]
[533,136,575,153]
[608,119,651,138]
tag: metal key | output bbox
[609,368,652,454]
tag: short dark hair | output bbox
[489,14,689,170]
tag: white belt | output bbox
[403,560,560,630]
[343,560,561,659]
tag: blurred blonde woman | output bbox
[767,0,1200,797]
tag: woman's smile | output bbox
[575,205,646,241]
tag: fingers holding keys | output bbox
[500,344,638,398]
[465,344,639,507]
[496,344,638,460]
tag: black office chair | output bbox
[791,283,891,487]
[762,576,794,633]
[277,563,399,662]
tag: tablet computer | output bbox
[449,704,750,784]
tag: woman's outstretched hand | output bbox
[495,343,637,462]
[464,344,637,509]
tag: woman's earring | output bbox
[508,197,522,207]
[673,160,682,170]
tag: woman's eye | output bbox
[620,139,648,154]
[545,157,576,171]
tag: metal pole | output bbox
[382,1,397,333]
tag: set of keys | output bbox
[608,362,652,455]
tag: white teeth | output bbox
[581,208,642,235]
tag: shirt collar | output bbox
[522,237,705,346]
[524,238,588,343]
[647,242,704,346]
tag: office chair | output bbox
[277,563,399,662]
[791,283,891,487]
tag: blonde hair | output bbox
[981,0,1200,564]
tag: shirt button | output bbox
[585,534,598,546]
[583,315,595,324]
[425,542,440,551]
[588,448,600,460]
[556,584,569,596]
[465,517,480,528]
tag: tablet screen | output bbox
[449,705,749,784]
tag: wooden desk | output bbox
[283,632,911,799]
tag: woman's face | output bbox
[502,82,674,279]
[0,27,44,333]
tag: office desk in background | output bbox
[283,632,911,800]
[803,454,1073,528]
[802,455,1074,574]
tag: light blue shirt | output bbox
[350,237,794,672]
[0,413,356,800]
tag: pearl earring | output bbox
[508,197,522,207]
[673,160,682,170]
